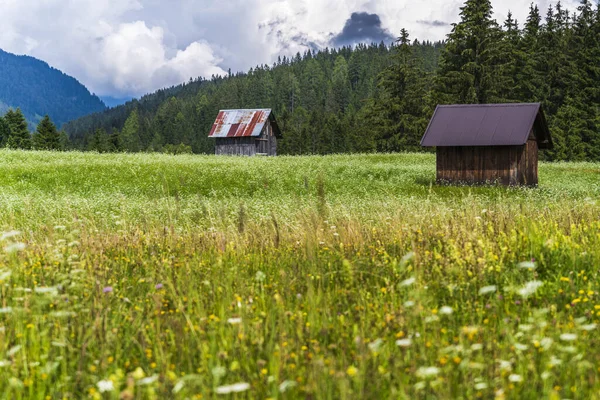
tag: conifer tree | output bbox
[88,128,111,153]
[5,108,31,149]
[371,29,430,152]
[33,115,61,150]
[436,0,502,104]
[121,109,141,152]
[0,116,9,147]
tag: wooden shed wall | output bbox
[214,121,278,157]
[437,141,539,186]
[215,137,257,156]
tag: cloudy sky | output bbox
[0,0,578,99]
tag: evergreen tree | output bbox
[121,109,141,152]
[0,116,9,147]
[436,0,502,104]
[5,108,31,149]
[371,29,431,152]
[88,128,112,153]
[33,115,62,150]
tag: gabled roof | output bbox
[421,103,553,149]
[208,109,282,138]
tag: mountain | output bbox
[101,96,135,108]
[0,49,106,128]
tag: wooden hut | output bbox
[209,109,282,156]
[420,103,553,186]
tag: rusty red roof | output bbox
[421,103,553,149]
[208,109,281,138]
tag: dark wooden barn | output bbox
[420,103,553,186]
[209,109,282,156]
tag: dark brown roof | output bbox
[421,103,553,149]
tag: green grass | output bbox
[0,149,599,399]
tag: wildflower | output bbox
[517,261,536,270]
[138,375,159,386]
[475,382,488,390]
[227,318,242,325]
[103,287,113,294]
[155,283,164,290]
[440,306,453,315]
[215,382,250,394]
[255,271,266,282]
[279,380,297,393]
[97,380,114,393]
[396,338,412,348]
[560,333,577,342]
[518,281,543,298]
[4,243,26,253]
[509,374,523,383]
[7,345,21,357]
[416,367,440,379]
[579,324,597,331]
[0,307,13,314]
[400,277,416,287]
[368,339,383,353]
[479,286,497,295]
[346,366,358,377]
[0,231,21,241]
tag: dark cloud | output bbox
[332,12,394,47]
[417,20,449,27]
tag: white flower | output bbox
[579,324,597,331]
[475,382,488,390]
[0,231,21,241]
[255,271,266,282]
[227,318,242,325]
[368,338,384,353]
[518,281,543,298]
[560,333,578,342]
[517,261,537,270]
[4,243,26,253]
[0,271,11,281]
[479,286,497,295]
[509,374,523,383]
[403,301,415,308]
[0,360,11,368]
[396,338,412,348]
[514,343,529,351]
[416,367,440,379]
[279,380,297,393]
[400,277,416,287]
[137,375,159,386]
[540,338,553,350]
[440,306,453,315]
[0,307,13,314]
[498,360,512,372]
[97,380,114,393]
[215,382,250,394]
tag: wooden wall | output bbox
[215,121,278,157]
[437,142,539,186]
[215,137,257,156]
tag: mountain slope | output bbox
[0,49,106,128]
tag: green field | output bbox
[0,150,599,399]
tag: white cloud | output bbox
[0,0,580,98]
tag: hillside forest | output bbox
[0,49,106,128]
[4,0,600,161]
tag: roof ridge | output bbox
[437,103,540,108]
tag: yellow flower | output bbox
[346,366,358,377]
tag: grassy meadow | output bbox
[0,150,599,399]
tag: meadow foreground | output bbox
[0,150,599,399]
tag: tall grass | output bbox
[0,150,599,399]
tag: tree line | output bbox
[0,108,67,150]
[61,0,599,161]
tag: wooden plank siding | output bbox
[437,143,539,186]
[215,121,278,157]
